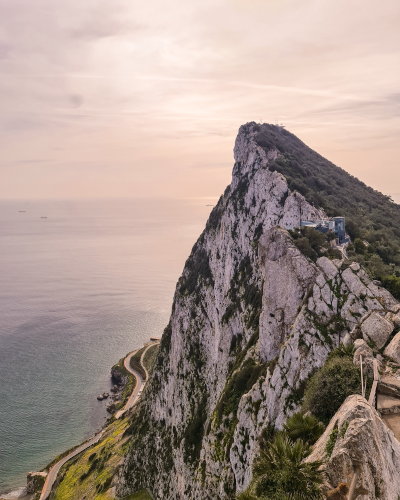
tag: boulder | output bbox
[106,402,116,413]
[378,377,400,398]
[383,332,400,364]
[361,312,394,350]
[316,256,339,280]
[306,395,400,499]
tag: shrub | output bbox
[289,227,342,262]
[382,275,400,301]
[283,412,325,446]
[325,426,338,458]
[236,433,324,500]
[302,357,361,425]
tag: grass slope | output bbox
[142,345,159,375]
[53,416,130,500]
[130,347,147,380]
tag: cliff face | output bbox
[118,123,398,499]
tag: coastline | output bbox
[0,339,160,500]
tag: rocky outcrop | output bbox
[117,123,399,500]
[307,395,400,499]
[27,471,47,494]
[111,368,127,386]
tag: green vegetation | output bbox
[182,396,208,465]
[130,347,147,380]
[122,490,152,500]
[289,226,342,262]
[236,433,324,500]
[179,245,214,296]
[283,412,325,446]
[142,344,159,374]
[252,123,400,295]
[52,416,130,500]
[302,356,361,425]
[222,255,263,328]
[340,420,349,438]
[324,426,338,459]
[111,354,136,412]
[41,440,90,472]
[215,359,268,425]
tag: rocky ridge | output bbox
[117,123,400,499]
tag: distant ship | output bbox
[206,204,214,207]
[18,210,26,212]
[41,217,47,219]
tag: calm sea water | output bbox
[0,198,214,496]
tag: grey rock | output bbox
[384,332,400,364]
[349,262,360,272]
[342,332,352,347]
[361,312,394,350]
[316,256,338,280]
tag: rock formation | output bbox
[116,123,400,499]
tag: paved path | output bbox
[115,341,159,419]
[39,432,103,500]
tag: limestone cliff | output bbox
[117,123,399,499]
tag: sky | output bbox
[0,0,399,200]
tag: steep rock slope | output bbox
[118,123,398,499]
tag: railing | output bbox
[367,358,380,407]
[347,358,380,499]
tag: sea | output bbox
[0,198,215,497]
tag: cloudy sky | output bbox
[1,0,399,200]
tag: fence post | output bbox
[348,465,361,500]
[360,355,365,398]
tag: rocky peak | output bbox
[118,124,400,500]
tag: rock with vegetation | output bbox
[27,471,47,494]
[116,123,400,500]
[307,395,400,499]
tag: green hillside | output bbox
[253,123,400,296]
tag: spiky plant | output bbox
[327,342,355,360]
[237,433,325,500]
[283,412,325,446]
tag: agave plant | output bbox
[237,433,325,500]
[283,412,325,446]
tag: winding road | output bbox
[39,432,103,500]
[115,340,158,418]
[39,340,159,499]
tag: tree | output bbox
[354,238,366,254]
